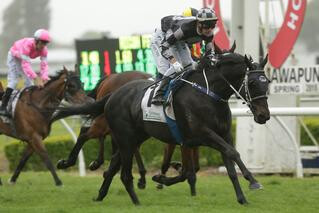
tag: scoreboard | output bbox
[75,35,157,91]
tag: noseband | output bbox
[239,70,268,106]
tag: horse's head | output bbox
[243,55,270,124]
[59,67,94,105]
[198,51,270,124]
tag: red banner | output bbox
[269,0,307,68]
[203,0,230,49]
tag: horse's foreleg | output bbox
[221,153,247,204]
[222,134,262,190]
[57,130,90,169]
[201,127,249,204]
[9,144,34,184]
[95,136,121,202]
[88,115,109,171]
[134,148,146,189]
[120,147,140,205]
[31,136,62,186]
[89,136,105,171]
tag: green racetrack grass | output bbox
[0,172,319,213]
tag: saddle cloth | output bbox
[141,84,176,123]
[0,89,23,122]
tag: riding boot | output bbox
[0,87,13,116]
[151,77,170,105]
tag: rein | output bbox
[177,61,267,107]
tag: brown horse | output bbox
[51,71,152,188]
[0,67,91,186]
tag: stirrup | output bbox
[0,109,10,117]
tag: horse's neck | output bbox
[189,68,244,100]
[33,79,65,108]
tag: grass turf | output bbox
[0,172,319,213]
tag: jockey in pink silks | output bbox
[0,29,51,116]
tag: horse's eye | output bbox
[258,76,267,82]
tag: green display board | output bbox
[75,35,157,91]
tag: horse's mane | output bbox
[25,70,67,93]
[216,53,245,67]
[47,70,68,85]
[87,75,108,99]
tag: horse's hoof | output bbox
[93,197,103,202]
[57,159,69,169]
[56,181,63,186]
[8,179,16,185]
[89,161,101,171]
[137,179,146,189]
[249,182,263,190]
[156,183,163,190]
[133,200,141,206]
[152,174,165,184]
[237,196,248,205]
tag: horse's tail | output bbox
[50,94,111,123]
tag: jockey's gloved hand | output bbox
[192,61,199,70]
[172,61,183,73]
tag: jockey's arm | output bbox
[204,38,214,54]
[40,54,49,82]
[12,43,37,79]
[161,29,184,63]
[21,56,37,80]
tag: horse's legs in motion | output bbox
[156,144,176,189]
[97,126,140,205]
[221,153,248,203]
[221,133,261,189]
[57,126,90,169]
[182,146,197,196]
[95,136,121,201]
[120,143,140,205]
[89,136,105,171]
[9,144,34,183]
[31,135,62,186]
[202,127,261,204]
[134,148,146,189]
[153,146,199,190]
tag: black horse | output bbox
[91,52,270,205]
[52,52,270,204]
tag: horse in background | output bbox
[51,71,152,189]
[0,67,91,186]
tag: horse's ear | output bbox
[214,42,223,54]
[229,40,236,53]
[260,54,268,68]
[244,54,253,70]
